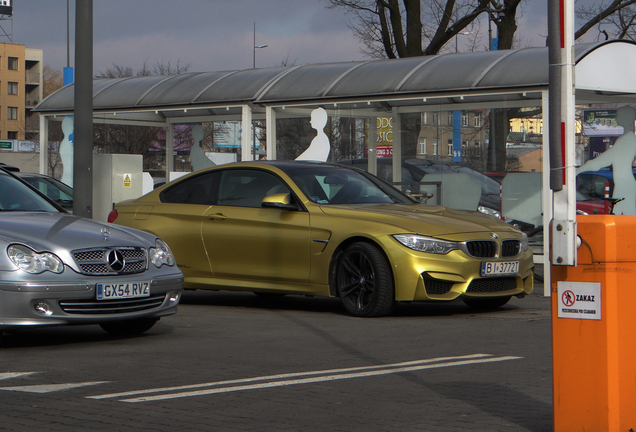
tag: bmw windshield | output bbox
[283,165,416,205]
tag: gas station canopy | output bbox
[35,40,636,123]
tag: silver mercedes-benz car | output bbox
[0,167,183,335]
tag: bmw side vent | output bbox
[72,247,147,275]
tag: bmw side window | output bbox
[217,169,290,208]
[160,172,219,204]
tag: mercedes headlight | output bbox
[478,206,501,219]
[393,234,459,254]
[149,239,175,268]
[7,244,64,274]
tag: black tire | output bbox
[336,242,394,317]
[462,296,511,310]
[99,317,158,336]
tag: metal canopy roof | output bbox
[35,40,636,122]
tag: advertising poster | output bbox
[582,110,623,137]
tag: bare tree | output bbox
[94,60,191,168]
[327,0,636,58]
[576,0,636,41]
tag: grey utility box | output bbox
[92,154,143,222]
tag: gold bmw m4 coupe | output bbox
[109,161,533,317]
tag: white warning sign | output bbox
[123,173,132,188]
[557,281,601,320]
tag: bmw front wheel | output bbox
[336,242,394,317]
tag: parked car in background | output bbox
[0,167,183,335]
[109,161,534,317]
[0,162,20,172]
[337,158,502,218]
[15,172,74,213]
[488,171,612,215]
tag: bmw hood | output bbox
[0,212,154,252]
[319,203,520,237]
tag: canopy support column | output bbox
[392,109,402,186]
[242,105,253,161]
[368,116,377,176]
[266,106,276,160]
[39,115,48,174]
[166,123,174,176]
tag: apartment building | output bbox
[0,42,43,141]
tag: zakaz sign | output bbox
[557,281,601,320]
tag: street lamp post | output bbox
[455,31,473,53]
[253,23,268,68]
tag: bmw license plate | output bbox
[96,281,150,300]
[481,261,519,277]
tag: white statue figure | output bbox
[59,117,74,187]
[296,107,330,161]
[190,124,215,171]
[577,106,636,215]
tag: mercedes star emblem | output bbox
[107,249,125,272]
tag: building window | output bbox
[8,57,18,70]
[7,82,17,95]
[475,140,481,148]
[462,140,468,150]
[474,114,481,127]
[462,112,469,127]
[447,143,453,155]
[7,131,17,139]
[432,112,438,125]
[447,112,454,125]
[8,106,17,120]
[433,138,438,156]
[421,112,427,125]
[418,137,427,155]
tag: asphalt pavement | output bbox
[0,282,553,431]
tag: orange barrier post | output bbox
[552,215,636,431]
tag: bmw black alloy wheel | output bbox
[336,242,394,317]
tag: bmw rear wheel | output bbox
[336,242,394,317]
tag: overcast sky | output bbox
[7,1,601,75]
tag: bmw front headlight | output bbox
[393,234,459,254]
[149,239,176,268]
[7,244,64,274]
[521,232,529,251]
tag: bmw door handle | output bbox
[208,213,227,220]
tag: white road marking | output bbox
[87,354,522,403]
[89,353,492,400]
[123,356,520,403]
[0,372,36,381]
[0,381,109,393]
